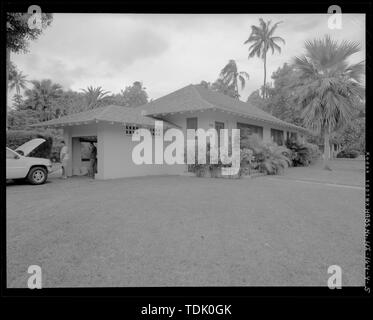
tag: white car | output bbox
[6,138,53,185]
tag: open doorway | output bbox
[71,136,97,178]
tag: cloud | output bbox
[10,13,365,103]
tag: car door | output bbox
[6,148,29,179]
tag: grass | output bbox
[6,159,365,287]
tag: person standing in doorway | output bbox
[60,140,69,179]
[89,142,97,178]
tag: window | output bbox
[237,122,263,139]
[286,131,297,142]
[271,129,284,146]
[215,122,225,147]
[186,117,198,140]
[186,117,198,130]
[6,149,18,159]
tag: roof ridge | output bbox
[190,84,216,109]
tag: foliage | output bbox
[52,90,86,116]
[6,130,53,159]
[81,86,111,109]
[9,67,28,95]
[23,79,63,120]
[336,149,360,159]
[7,12,53,53]
[257,143,291,175]
[292,36,364,134]
[239,130,291,175]
[8,108,40,129]
[331,116,365,153]
[291,35,365,166]
[210,79,238,99]
[238,148,254,176]
[244,18,285,98]
[12,94,24,109]
[216,60,249,99]
[120,81,148,107]
[186,138,253,178]
[285,139,321,166]
[8,61,18,80]
[263,63,304,125]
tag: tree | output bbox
[6,12,53,128]
[9,69,28,95]
[262,63,303,125]
[81,86,111,110]
[12,94,24,110]
[120,81,148,107]
[199,80,212,89]
[52,90,86,116]
[198,79,238,99]
[246,89,268,110]
[210,79,238,99]
[292,35,365,169]
[244,18,285,99]
[24,79,63,120]
[216,60,249,99]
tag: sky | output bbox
[11,13,365,102]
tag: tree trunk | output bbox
[263,53,267,99]
[323,127,332,170]
[6,48,10,130]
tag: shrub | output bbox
[6,130,53,159]
[285,139,320,166]
[258,144,291,175]
[336,149,360,158]
[240,131,291,175]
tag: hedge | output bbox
[6,130,53,159]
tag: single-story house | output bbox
[33,84,308,179]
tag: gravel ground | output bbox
[6,159,365,287]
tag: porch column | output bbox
[95,123,105,179]
[72,138,82,175]
[63,128,73,177]
[263,127,271,143]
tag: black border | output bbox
[1,0,372,305]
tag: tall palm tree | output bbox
[218,60,249,99]
[244,18,285,98]
[81,86,110,110]
[9,69,28,95]
[292,35,365,169]
[24,79,63,120]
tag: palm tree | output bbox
[244,18,285,98]
[81,86,110,110]
[292,35,365,169]
[9,69,28,95]
[24,79,63,120]
[217,60,249,99]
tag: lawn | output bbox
[6,159,365,287]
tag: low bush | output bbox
[6,130,53,159]
[241,132,291,175]
[336,149,360,158]
[285,139,320,166]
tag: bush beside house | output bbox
[187,130,321,179]
[336,149,360,159]
[6,130,53,159]
[285,139,320,166]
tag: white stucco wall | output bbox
[97,123,185,180]
[61,110,303,180]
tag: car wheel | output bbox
[27,167,48,185]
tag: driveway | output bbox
[6,159,365,287]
